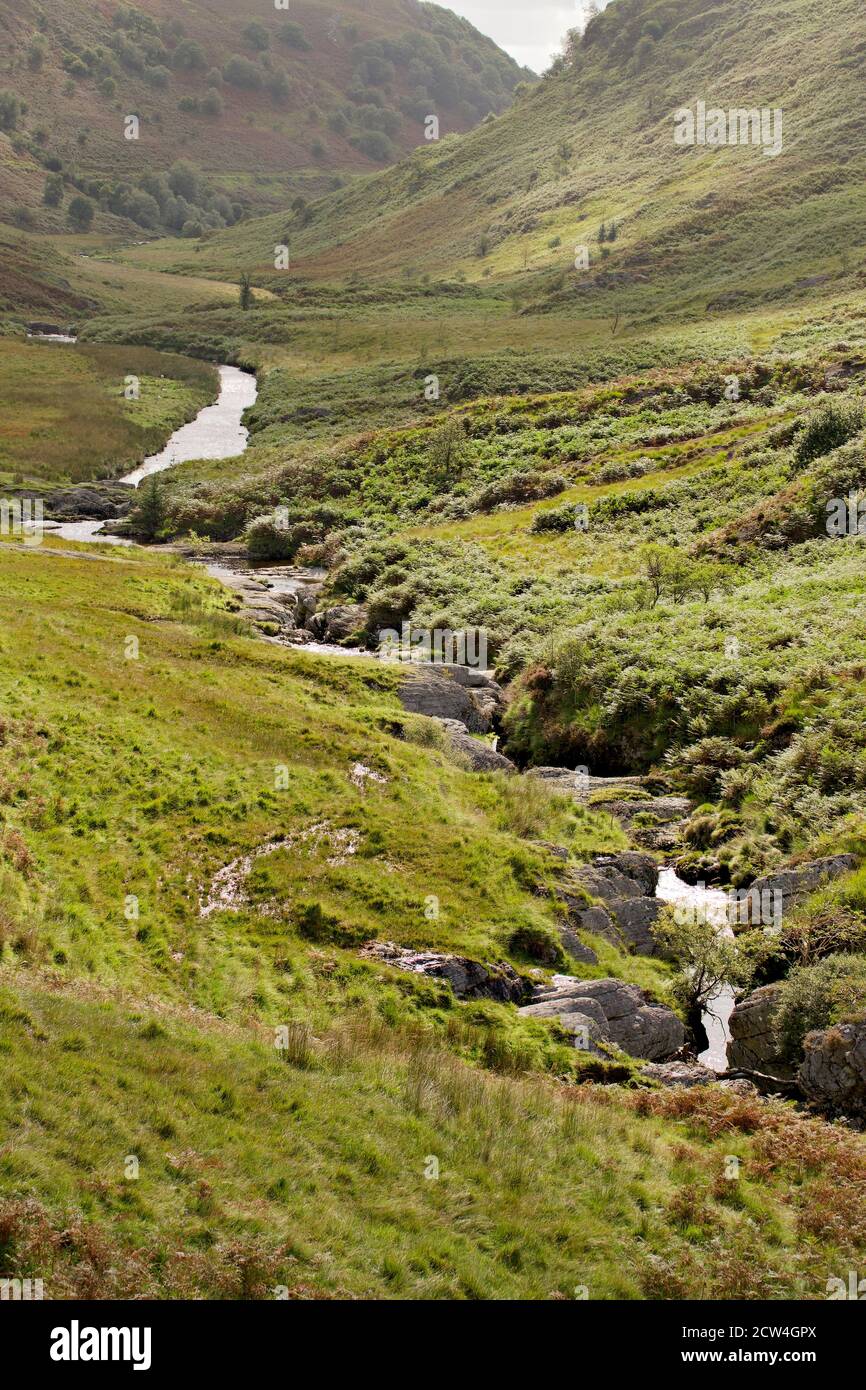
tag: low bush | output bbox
[774,954,866,1063]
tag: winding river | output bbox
[50,365,257,543]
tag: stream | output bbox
[49,364,257,543]
[656,868,735,1070]
[38,351,737,1066]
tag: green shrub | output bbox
[794,400,864,467]
[0,89,22,133]
[351,129,396,161]
[666,738,748,799]
[296,902,367,947]
[67,195,95,231]
[775,954,866,1063]
[223,55,263,90]
[530,503,579,534]
[242,21,270,52]
[277,21,311,51]
[470,470,567,513]
[245,516,297,561]
[172,39,207,72]
[508,923,564,966]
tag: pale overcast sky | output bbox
[445,1,595,73]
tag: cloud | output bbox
[447,1,590,72]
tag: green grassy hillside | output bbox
[1,538,864,1299]
[3,0,866,1306]
[184,0,865,327]
[0,0,530,237]
[0,339,217,485]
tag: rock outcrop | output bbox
[558,852,663,957]
[45,482,134,520]
[359,941,529,1003]
[434,719,516,773]
[600,795,693,853]
[726,983,794,1078]
[524,770,691,850]
[799,1022,866,1117]
[519,975,687,1060]
[642,1061,718,1088]
[526,769,645,796]
[306,604,367,644]
[558,926,600,966]
[398,665,504,733]
[748,855,857,919]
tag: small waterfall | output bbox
[656,867,736,1071]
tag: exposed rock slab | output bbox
[726,983,794,1079]
[642,1061,718,1088]
[573,851,659,902]
[558,927,599,965]
[799,1022,866,1117]
[749,855,857,918]
[306,604,367,643]
[359,941,529,1003]
[520,975,686,1061]
[523,770,691,849]
[45,481,134,520]
[525,769,646,798]
[434,719,516,773]
[398,666,504,733]
[610,896,664,955]
[561,852,663,956]
[548,1011,611,1054]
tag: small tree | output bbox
[239,272,253,310]
[427,416,471,484]
[43,173,65,208]
[268,70,290,106]
[28,37,47,70]
[0,89,22,133]
[172,39,207,72]
[656,909,752,1053]
[168,158,200,201]
[689,560,731,603]
[201,88,223,118]
[639,543,683,606]
[67,195,95,231]
[243,21,270,52]
[130,476,167,541]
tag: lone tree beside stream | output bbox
[129,475,167,541]
[656,907,753,1055]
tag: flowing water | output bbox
[49,365,257,544]
[39,349,736,1065]
[124,365,256,487]
[656,867,735,1070]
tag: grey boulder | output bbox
[307,604,367,643]
[398,666,503,733]
[434,719,516,773]
[520,976,686,1061]
[642,1061,718,1088]
[564,853,663,956]
[799,1022,866,1117]
[726,983,794,1078]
